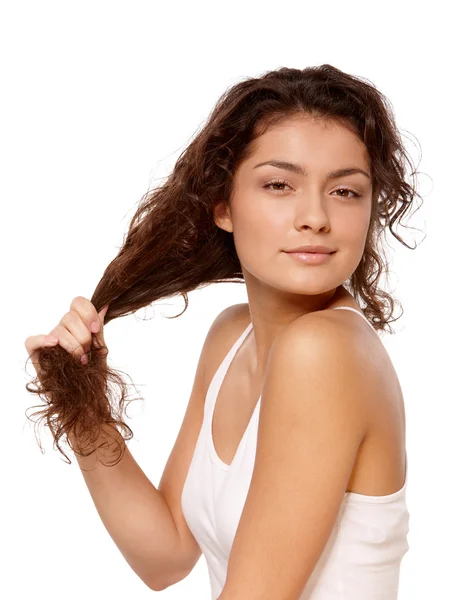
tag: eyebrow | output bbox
[253,160,371,181]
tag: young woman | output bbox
[25,64,421,599]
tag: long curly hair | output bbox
[25,64,425,467]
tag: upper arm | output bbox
[218,313,370,600]
[157,303,250,583]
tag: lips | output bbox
[285,245,335,254]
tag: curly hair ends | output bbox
[24,64,425,467]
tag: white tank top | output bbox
[181,306,410,599]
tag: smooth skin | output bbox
[212,114,373,377]
[209,114,405,599]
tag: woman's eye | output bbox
[263,180,292,193]
[334,188,362,199]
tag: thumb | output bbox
[99,304,109,323]
[92,304,109,349]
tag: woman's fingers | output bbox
[58,311,93,357]
[24,324,85,377]
[24,334,60,377]
[25,297,111,377]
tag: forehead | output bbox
[247,116,370,171]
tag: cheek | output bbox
[349,221,370,245]
[232,206,285,260]
[337,206,371,239]
[235,200,285,238]
[358,211,372,244]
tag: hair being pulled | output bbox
[24,64,425,467]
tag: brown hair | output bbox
[25,64,425,466]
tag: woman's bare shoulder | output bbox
[207,303,250,348]
[202,303,250,377]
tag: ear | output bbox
[212,201,233,233]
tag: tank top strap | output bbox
[205,321,253,416]
[331,306,377,333]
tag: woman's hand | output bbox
[25,296,109,379]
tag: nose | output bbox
[293,193,330,231]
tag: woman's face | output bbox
[213,115,373,297]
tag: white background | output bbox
[2,1,471,598]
